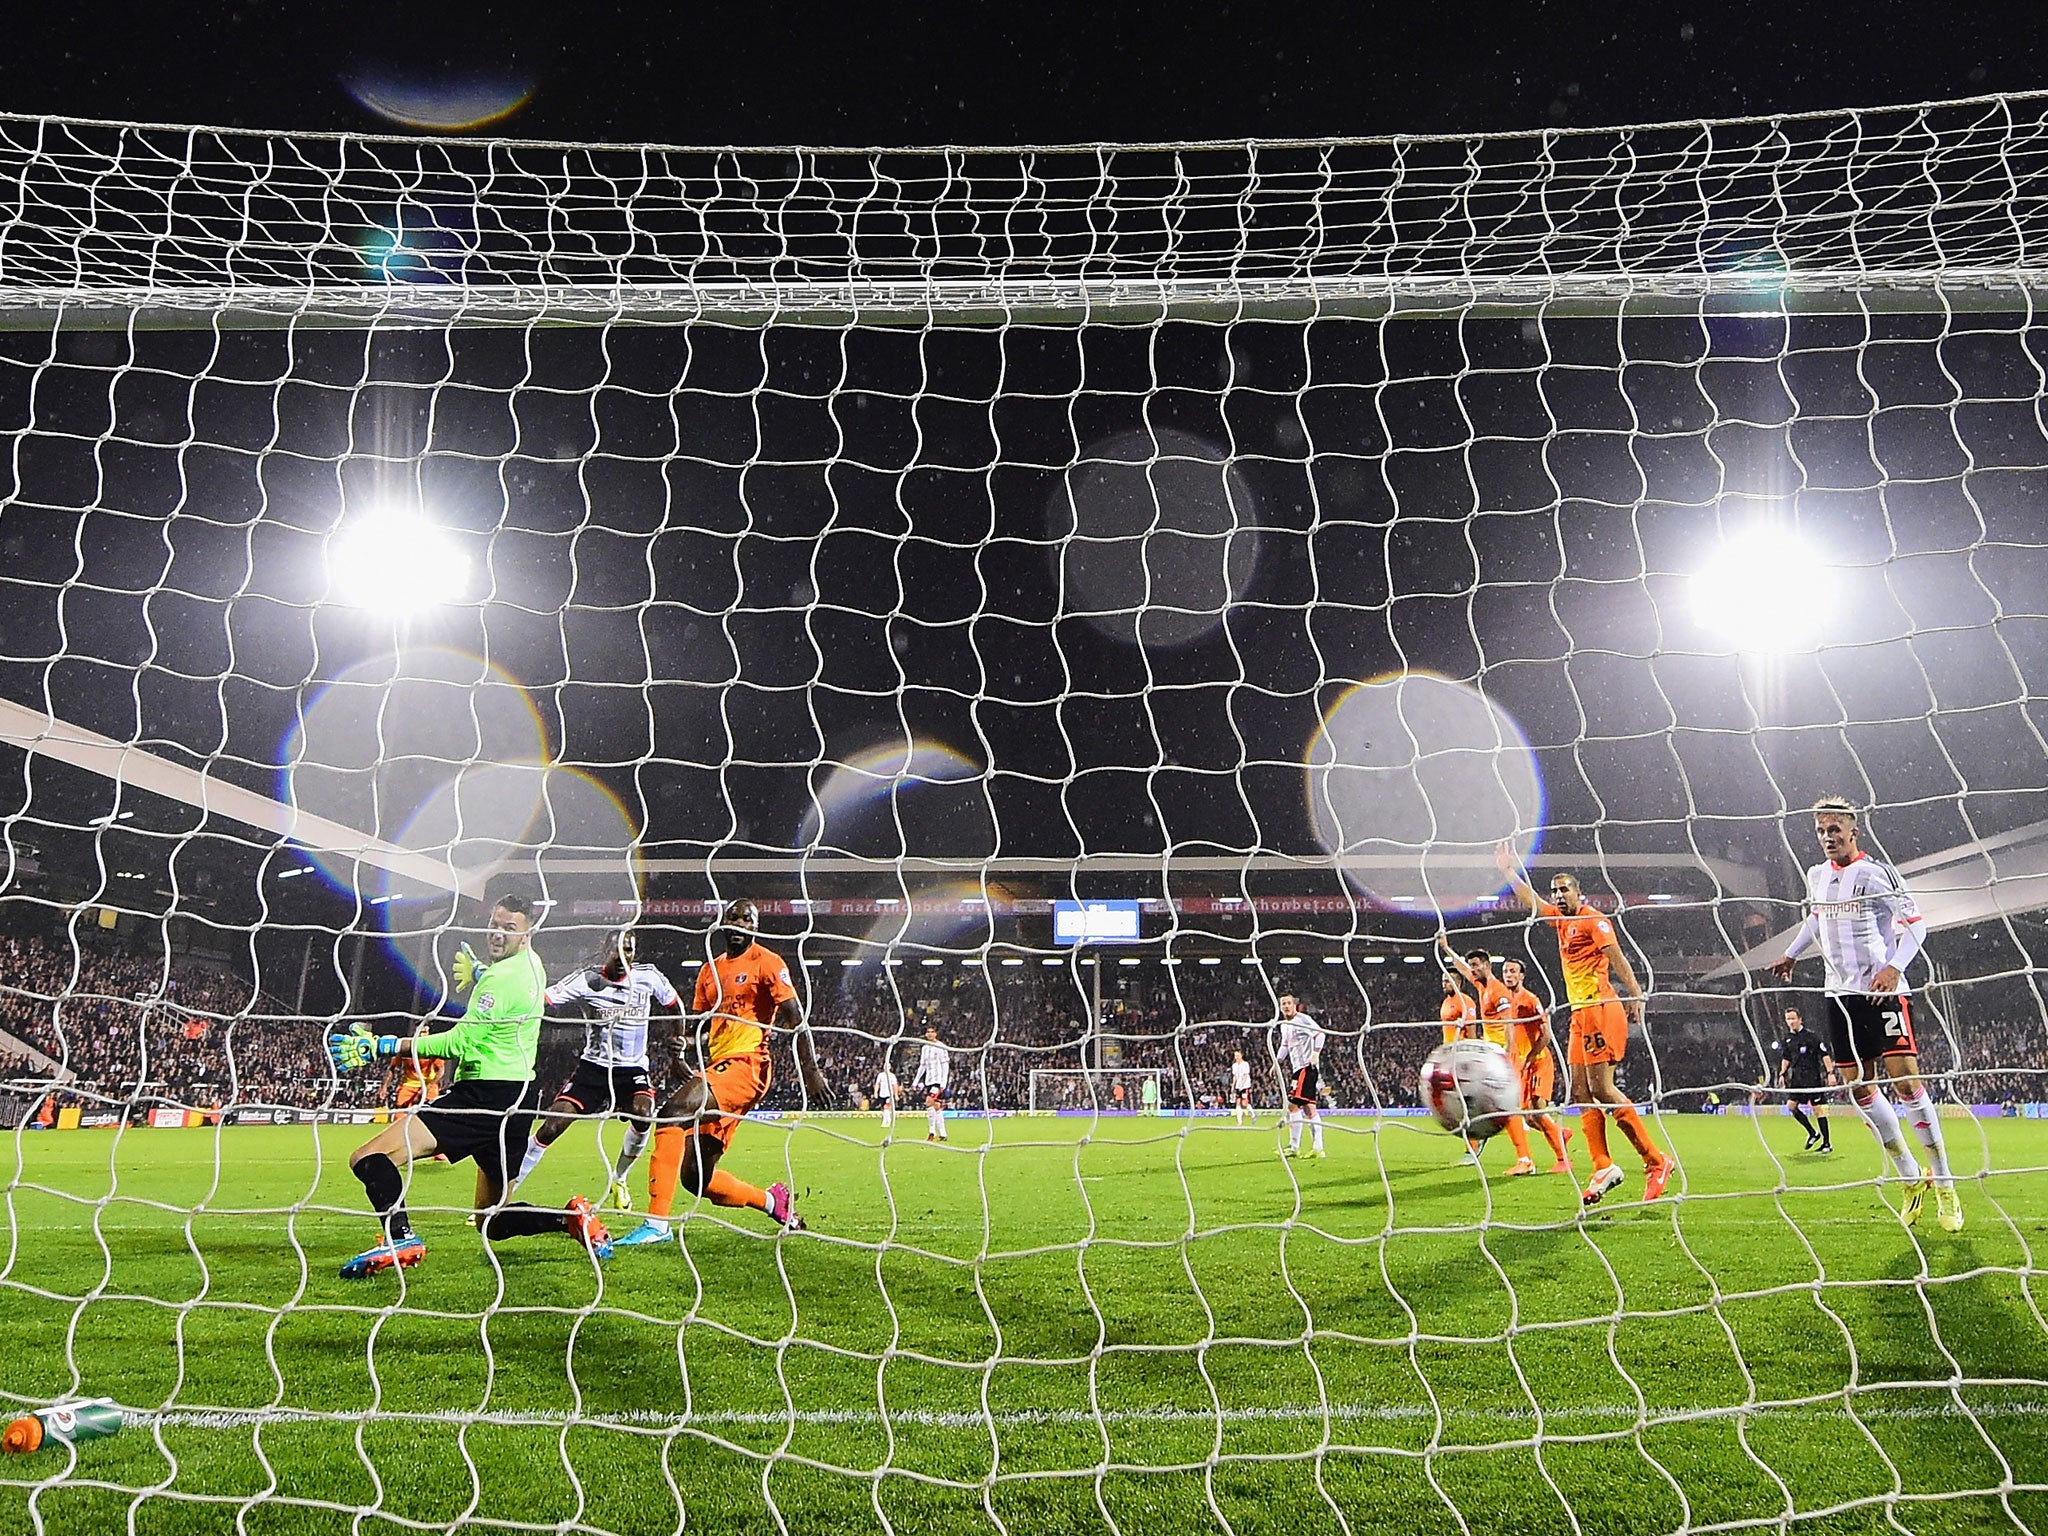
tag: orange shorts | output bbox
[1568,1001,1628,1066]
[1519,1053,1556,1107]
[688,1051,772,1150]
[395,1082,427,1110]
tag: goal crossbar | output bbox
[7,272,2048,331]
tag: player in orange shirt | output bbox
[389,1036,448,1159]
[391,1047,444,1112]
[1438,935,1540,1175]
[1499,958,1572,1173]
[611,900,830,1247]
[1435,967,1490,1162]
[1496,843,1672,1205]
[1439,971,1478,1044]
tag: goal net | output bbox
[3,95,2048,1534]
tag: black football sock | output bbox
[353,1153,412,1241]
[480,1204,571,1242]
[1789,1104,1815,1139]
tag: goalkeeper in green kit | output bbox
[327,893,613,1278]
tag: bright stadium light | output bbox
[328,508,471,617]
[1688,525,1831,653]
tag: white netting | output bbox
[1,97,2047,1535]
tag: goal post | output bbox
[1028,1066,1181,1115]
[3,92,2048,1536]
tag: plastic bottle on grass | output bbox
[3,1400,124,1453]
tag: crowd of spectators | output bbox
[0,930,369,1112]
[8,922,2047,1122]
[746,960,2048,1114]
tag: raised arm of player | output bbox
[1437,932,1477,982]
[1493,841,1543,917]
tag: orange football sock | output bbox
[1613,1104,1664,1167]
[1535,1114,1568,1161]
[705,1168,767,1211]
[1579,1108,1612,1169]
[646,1126,687,1218]
[1504,1117,1532,1161]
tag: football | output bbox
[1419,1040,1521,1139]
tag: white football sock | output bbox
[1310,1113,1324,1151]
[1287,1110,1303,1150]
[614,1126,648,1180]
[1895,1087,1954,1186]
[641,1214,670,1235]
[1852,1091,1923,1181]
[514,1134,547,1189]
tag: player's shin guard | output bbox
[1895,1087,1955,1186]
[615,1125,649,1180]
[646,1125,687,1219]
[1612,1105,1663,1168]
[1850,1090,1923,1180]
[705,1168,768,1211]
[1579,1108,1612,1170]
[353,1152,412,1240]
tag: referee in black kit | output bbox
[1777,1006,1836,1153]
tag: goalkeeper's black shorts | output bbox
[416,1079,536,1185]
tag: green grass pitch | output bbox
[3,1109,2045,1535]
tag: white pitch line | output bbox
[128,1401,2048,1434]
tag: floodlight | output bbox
[1688,525,1831,653]
[327,508,470,617]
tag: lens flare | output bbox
[278,646,549,894]
[798,740,985,855]
[342,69,535,133]
[1305,671,1544,915]
[378,763,644,995]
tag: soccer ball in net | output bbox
[1419,1040,1522,1140]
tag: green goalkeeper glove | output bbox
[325,1024,398,1073]
[452,942,481,993]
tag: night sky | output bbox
[0,3,2038,147]
[3,4,2047,1020]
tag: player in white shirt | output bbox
[1275,992,1327,1159]
[872,1060,901,1136]
[512,928,680,1210]
[912,1025,951,1142]
[1769,797,1961,1232]
[1229,1049,1254,1127]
